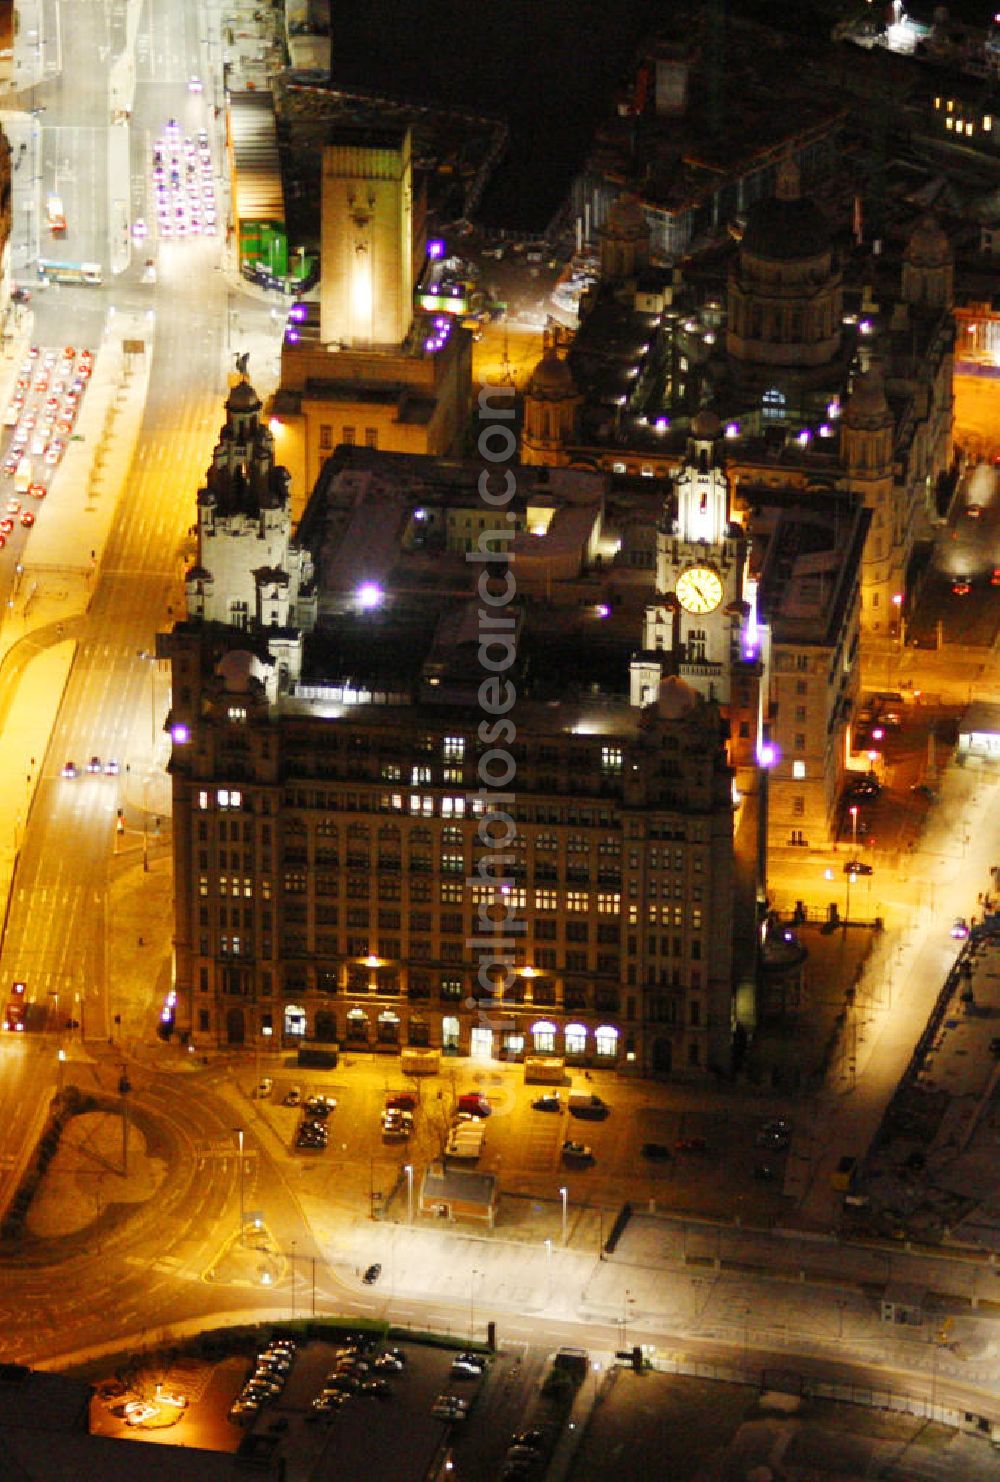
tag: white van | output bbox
[15,455,32,494]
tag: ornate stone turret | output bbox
[186,370,317,687]
[599,192,651,281]
[521,345,582,465]
[901,215,953,310]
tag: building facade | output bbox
[163,404,741,1080]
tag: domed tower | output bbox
[521,346,582,466]
[841,364,897,634]
[186,369,316,662]
[599,192,651,282]
[727,157,842,381]
[901,215,953,310]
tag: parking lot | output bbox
[88,1329,556,1481]
[243,1064,801,1232]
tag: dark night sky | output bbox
[327,0,661,227]
[325,3,997,228]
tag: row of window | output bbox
[319,424,379,450]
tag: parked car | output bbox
[283,1086,302,1106]
[385,1092,417,1111]
[562,1140,594,1163]
[457,1092,491,1118]
[843,860,873,876]
[641,1142,672,1160]
[256,1077,273,1099]
[531,1093,562,1112]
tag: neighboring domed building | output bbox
[901,214,953,309]
[599,192,651,281]
[521,344,583,466]
[726,156,843,379]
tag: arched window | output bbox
[284,1004,306,1038]
[564,1023,588,1055]
[595,1024,619,1058]
[531,1019,557,1053]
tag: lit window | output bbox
[441,797,466,817]
[535,889,557,911]
[793,760,806,779]
[595,1024,619,1057]
[198,790,209,810]
[597,892,621,914]
[199,875,208,897]
[411,765,431,785]
[228,705,247,723]
[612,461,626,474]
[443,736,466,760]
[217,789,242,809]
[531,1019,557,1053]
[564,1023,587,1055]
[601,746,623,775]
[566,891,589,913]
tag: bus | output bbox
[37,259,103,286]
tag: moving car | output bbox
[362,1263,381,1284]
[87,756,102,773]
[256,1076,273,1099]
[641,1141,672,1160]
[756,1119,792,1149]
[61,761,78,779]
[951,574,972,596]
[843,860,873,876]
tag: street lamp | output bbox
[845,805,859,927]
[235,1127,245,1247]
[255,1022,272,1092]
[544,1238,552,1299]
[404,1163,414,1224]
[118,1064,131,1176]
[57,1048,66,1092]
[559,1185,568,1246]
[470,1267,482,1342]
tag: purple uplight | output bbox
[286,329,300,343]
[427,237,445,259]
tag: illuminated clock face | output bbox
[676,566,724,614]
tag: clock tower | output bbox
[631,410,748,708]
